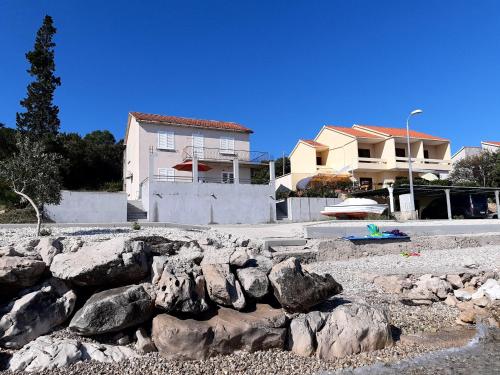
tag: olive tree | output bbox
[0,135,62,235]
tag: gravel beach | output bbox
[1,225,499,374]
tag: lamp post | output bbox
[406,109,423,214]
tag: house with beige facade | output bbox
[124,112,275,224]
[278,124,452,191]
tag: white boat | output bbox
[321,198,388,219]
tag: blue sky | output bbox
[1,0,499,157]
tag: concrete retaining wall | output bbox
[146,181,276,225]
[287,197,342,222]
[45,190,127,223]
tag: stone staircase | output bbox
[263,238,318,264]
[127,200,147,222]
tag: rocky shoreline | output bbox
[1,226,499,374]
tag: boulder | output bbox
[454,289,472,301]
[373,275,411,294]
[36,237,63,266]
[0,279,76,349]
[8,336,137,372]
[152,256,209,314]
[246,255,274,274]
[478,279,500,301]
[229,249,250,267]
[8,336,82,372]
[69,284,155,336]
[446,274,464,289]
[316,303,393,360]
[50,238,149,287]
[288,311,327,357]
[81,342,137,363]
[0,256,46,290]
[268,258,342,312]
[416,274,452,299]
[131,236,202,257]
[236,267,269,299]
[135,328,157,354]
[202,263,246,310]
[0,239,41,259]
[152,304,286,360]
[444,295,459,307]
[401,287,438,305]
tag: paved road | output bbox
[304,219,500,238]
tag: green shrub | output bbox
[132,221,141,230]
[100,180,123,192]
[0,207,37,223]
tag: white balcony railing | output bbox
[358,157,387,165]
[395,157,452,169]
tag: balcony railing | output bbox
[358,157,387,165]
[152,175,269,185]
[182,146,270,164]
[396,157,452,168]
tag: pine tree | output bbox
[16,15,61,138]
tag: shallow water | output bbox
[326,325,500,375]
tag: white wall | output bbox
[146,181,276,225]
[45,191,127,223]
[287,197,343,222]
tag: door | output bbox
[192,133,204,159]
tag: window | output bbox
[158,168,175,182]
[158,131,175,150]
[424,150,429,159]
[316,156,322,165]
[395,148,406,157]
[221,172,234,184]
[192,133,204,158]
[359,177,373,190]
[220,137,235,154]
[358,149,371,158]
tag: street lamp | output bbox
[406,109,423,214]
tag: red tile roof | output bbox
[130,112,253,133]
[354,125,447,141]
[483,141,500,146]
[325,126,383,139]
[301,139,328,148]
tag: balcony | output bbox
[181,146,270,165]
[395,157,452,171]
[356,157,388,170]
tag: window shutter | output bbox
[220,137,235,153]
[158,131,174,150]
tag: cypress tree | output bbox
[16,15,61,138]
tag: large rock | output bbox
[0,279,76,349]
[401,274,452,305]
[8,336,82,372]
[202,263,246,310]
[69,284,155,336]
[152,304,286,360]
[152,256,209,314]
[288,311,327,357]
[373,275,412,294]
[316,303,393,360]
[236,267,269,299]
[0,256,46,290]
[50,238,149,287]
[478,279,500,301]
[268,258,342,312]
[131,236,202,257]
[8,336,137,372]
[416,274,452,299]
[36,237,63,266]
